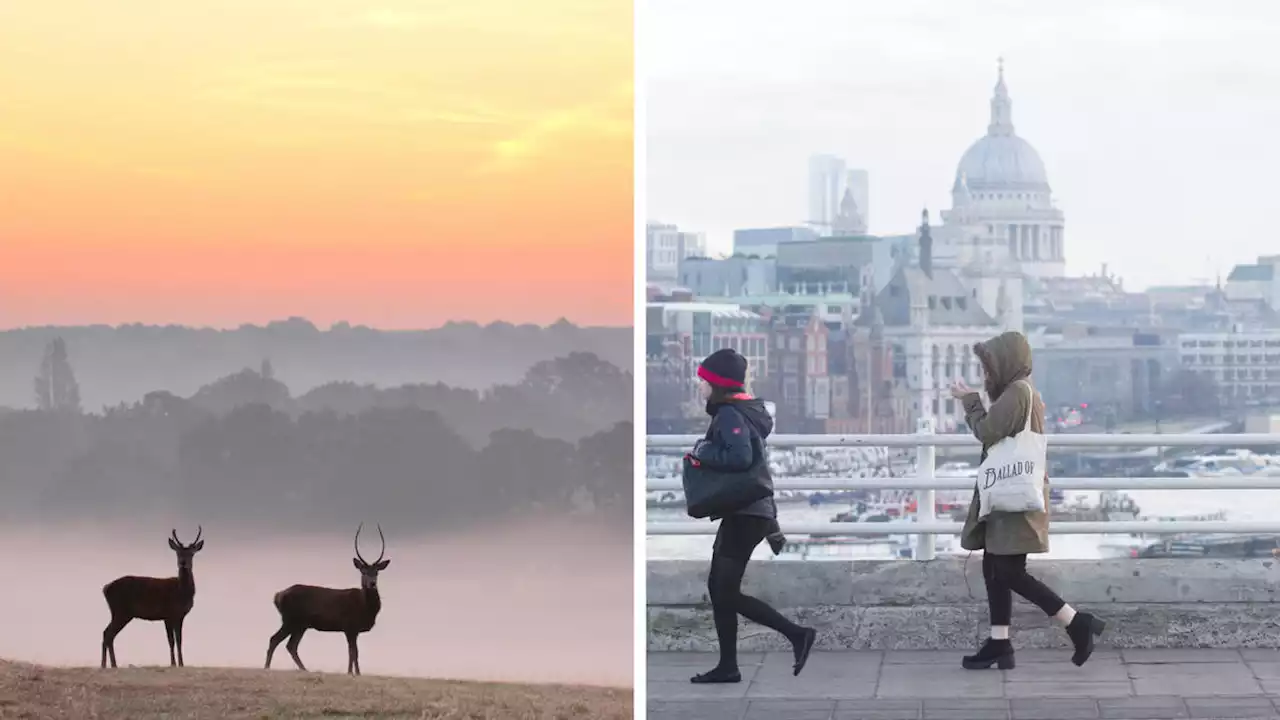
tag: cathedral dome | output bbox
[954,60,1051,193]
[956,135,1049,191]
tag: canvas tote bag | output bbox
[977,381,1047,518]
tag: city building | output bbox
[1178,328,1280,403]
[645,301,771,426]
[705,292,860,327]
[1225,256,1280,311]
[852,212,1015,432]
[807,154,846,236]
[765,310,830,430]
[807,155,872,236]
[646,301,769,383]
[679,255,777,298]
[646,222,706,284]
[732,226,818,257]
[1033,326,1180,420]
[846,168,870,231]
[1146,284,1214,311]
[775,234,909,305]
[934,59,1067,279]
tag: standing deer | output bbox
[101,527,205,669]
[265,523,390,675]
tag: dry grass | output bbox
[0,660,632,719]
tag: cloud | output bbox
[476,83,632,174]
[198,66,524,131]
[348,3,610,39]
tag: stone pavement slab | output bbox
[648,649,1280,719]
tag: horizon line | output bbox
[0,317,633,333]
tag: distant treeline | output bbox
[0,318,630,411]
[0,352,632,533]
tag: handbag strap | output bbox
[1019,380,1035,433]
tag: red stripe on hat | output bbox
[698,365,743,388]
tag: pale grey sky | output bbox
[645,0,1280,290]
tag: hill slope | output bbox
[0,661,631,719]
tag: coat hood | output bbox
[974,330,1032,400]
[711,394,774,439]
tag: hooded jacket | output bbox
[691,394,777,519]
[958,331,1051,555]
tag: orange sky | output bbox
[0,0,632,329]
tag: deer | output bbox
[265,523,390,675]
[101,526,205,669]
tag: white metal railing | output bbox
[645,421,1280,560]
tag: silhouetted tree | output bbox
[189,367,292,415]
[0,321,629,411]
[0,358,631,535]
[33,337,81,413]
[574,421,633,513]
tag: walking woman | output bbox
[688,348,817,684]
[950,331,1106,670]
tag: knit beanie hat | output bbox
[698,348,747,389]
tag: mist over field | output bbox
[0,321,630,412]
[0,517,632,687]
[0,325,635,690]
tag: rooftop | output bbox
[647,302,761,320]
[1228,264,1277,283]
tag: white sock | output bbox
[1054,605,1077,627]
[990,625,1010,640]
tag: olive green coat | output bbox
[958,331,1051,556]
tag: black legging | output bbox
[709,515,804,668]
[983,552,1066,626]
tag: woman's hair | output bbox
[707,383,746,405]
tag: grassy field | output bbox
[0,660,632,719]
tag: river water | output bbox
[647,487,1280,561]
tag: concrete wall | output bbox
[648,559,1280,652]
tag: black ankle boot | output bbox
[1066,612,1106,667]
[961,638,1015,670]
[690,666,741,684]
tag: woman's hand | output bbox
[949,380,977,399]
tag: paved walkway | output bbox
[648,649,1280,719]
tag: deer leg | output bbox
[265,624,290,669]
[174,617,186,668]
[346,632,360,675]
[102,616,130,669]
[285,628,308,672]
[164,620,176,667]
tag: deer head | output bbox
[352,523,389,590]
[167,526,204,571]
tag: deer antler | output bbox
[193,525,202,545]
[354,523,367,565]
[171,526,202,547]
[375,524,386,564]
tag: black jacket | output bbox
[691,396,776,519]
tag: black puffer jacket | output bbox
[691,394,776,519]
